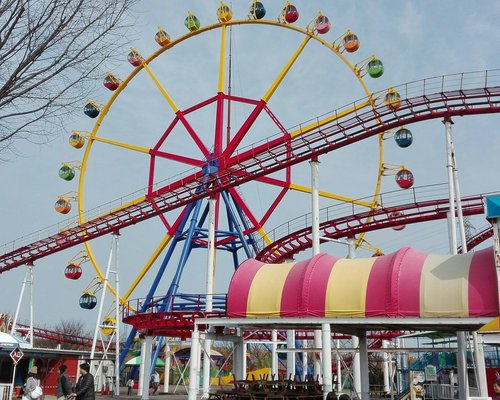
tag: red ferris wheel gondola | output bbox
[103,73,120,91]
[389,211,406,231]
[395,168,414,189]
[64,263,82,280]
[282,2,299,23]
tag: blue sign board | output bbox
[485,195,500,219]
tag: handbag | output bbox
[30,385,43,400]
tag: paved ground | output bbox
[42,387,189,400]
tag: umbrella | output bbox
[173,347,223,360]
[125,356,165,367]
[0,332,32,349]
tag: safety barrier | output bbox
[0,384,12,400]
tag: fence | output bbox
[423,383,458,399]
[0,384,12,400]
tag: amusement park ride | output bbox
[1,2,500,400]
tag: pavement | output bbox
[42,388,189,400]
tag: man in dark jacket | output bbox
[70,363,95,400]
[56,365,72,400]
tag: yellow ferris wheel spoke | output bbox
[123,233,173,301]
[142,63,180,113]
[92,136,150,154]
[257,227,273,247]
[262,35,312,103]
[218,24,227,93]
[290,183,373,208]
[290,99,372,139]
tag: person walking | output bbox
[152,370,160,394]
[126,377,134,396]
[56,365,72,400]
[23,366,42,400]
[69,363,95,400]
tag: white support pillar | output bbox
[336,339,342,394]
[310,158,322,380]
[242,342,247,380]
[359,333,370,400]
[202,337,212,398]
[11,264,31,337]
[271,330,278,378]
[302,339,308,381]
[141,336,153,400]
[387,356,394,400]
[347,237,355,260]
[456,331,469,400]
[113,234,120,397]
[445,118,469,399]
[310,158,320,255]
[163,344,171,393]
[90,234,118,364]
[321,324,332,399]
[233,334,246,381]
[352,336,361,397]
[444,118,458,254]
[382,340,390,395]
[138,338,146,396]
[314,331,322,382]
[28,264,34,346]
[188,329,201,400]
[472,333,488,397]
[287,330,296,379]
[202,197,216,398]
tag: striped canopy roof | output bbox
[227,247,499,319]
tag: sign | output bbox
[10,347,23,365]
[410,370,425,400]
[425,365,437,381]
[485,195,500,219]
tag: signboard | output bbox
[485,195,500,219]
[425,365,437,381]
[410,370,425,400]
[10,347,23,365]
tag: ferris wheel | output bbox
[54,1,414,340]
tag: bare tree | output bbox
[35,319,93,350]
[0,0,137,156]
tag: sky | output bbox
[1,0,500,334]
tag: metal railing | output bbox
[0,384,12,400]
[423,383,459,399]
[256,183,450,250]
[123,293,228,319]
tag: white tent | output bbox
[0,332,32,349]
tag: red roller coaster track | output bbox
[1,70,500,272]
[10,323,112,351]
[256,188,498,263]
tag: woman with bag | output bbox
[23,366,43,400]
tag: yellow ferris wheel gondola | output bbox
[217,2,232,23]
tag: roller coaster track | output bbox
[9,322,111,350]
[1,70,500,272]
[256,184,499,263]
